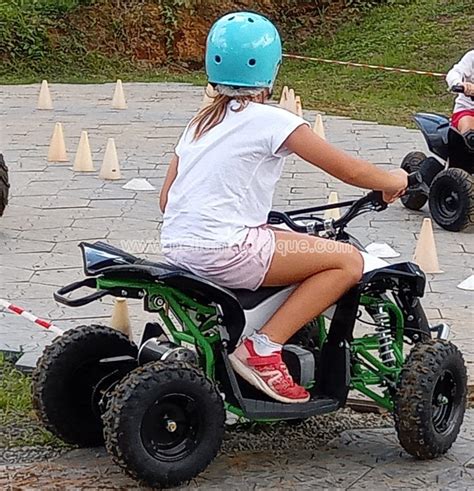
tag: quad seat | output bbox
[80,241,287,310]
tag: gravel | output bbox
[0,445,66,465]
[0,408,391,465]
[221,408,392,454]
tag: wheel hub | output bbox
[140,394,200,462]
[432,370,457,434]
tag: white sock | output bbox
[249,333,282,356]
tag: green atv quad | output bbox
[32,187,467,488]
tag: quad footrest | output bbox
[241,395,340,420]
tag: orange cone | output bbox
[99,138,121,180]
[111,79,127,109]
[37,80,53,110]
[313,114,326,139]
[73,131,94,172]
[324,191,341,220]
[412,218,442,273]
[110,298,132,339]
[47,123,68,162]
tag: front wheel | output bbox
[103,361,225,488]
[394,340,467,459]
[429,168,474,231]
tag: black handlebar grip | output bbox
[407,172,422,188]
[451,84,465,94]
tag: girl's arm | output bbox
[284,125,407,201]
[446,50,474,88]
[159,154,179,213]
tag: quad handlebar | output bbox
[451,84,474,101]
[267,173,422,235]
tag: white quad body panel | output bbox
[241,251,389,339]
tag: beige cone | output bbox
[73,131,94,172]
[37,80,53,110]
[110,297,132,339]
[313,114,326,139]
[324,191,341,220]
[99,138,121,180]
[201,83,217,109]
[112,79,127,109]
[47,123,68,162]
[295,96,303,117]
[279,85,289,109]
[412,218,442,273]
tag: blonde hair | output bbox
[190,86,267,141]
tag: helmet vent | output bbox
[248,17,254,22]
[228,16,235,21]
[214,55,222,64]
[248,58,256,66]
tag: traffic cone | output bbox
[110,298,132,339]
[73,131,94,172]
[412,218,442,273]
[37,80,53,110]
[295,96,303,117]
[201,83,217,109]
[279,86,289,109]
[111,79,127,109]
[313,114,326,139]
[47,123,68,162]
[279,86,298,114]
[99,138,121,180]
[324,191,341,220]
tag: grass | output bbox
[0,353,65,448]
[1,0,473,123]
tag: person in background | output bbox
[446,49,474,134]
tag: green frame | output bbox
[97,277,406,414]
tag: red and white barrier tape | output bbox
[283,53,447,78]
[0,299,64,336]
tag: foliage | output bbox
[0,353,63,447]
[0,0,473,126]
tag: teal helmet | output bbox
[205,12,282,88]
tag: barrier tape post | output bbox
[0,299,64,336]
[283,53,447,78]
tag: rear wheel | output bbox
[401,152,428,210]
[103,362,225,488]
[0,154,9,217]
[32,325,137,446]
[429,168,474,231]
[394,340,467,459]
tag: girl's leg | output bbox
[229,231,363,404]
[457,116,474,134]
[259,230,364,343]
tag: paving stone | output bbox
[1,82,473,486]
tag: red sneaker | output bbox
[229,338,310,404]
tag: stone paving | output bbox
[1,410,473,489]
[0,82,473,488]
[0,82,472,375]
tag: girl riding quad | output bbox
[159,11,408,404]
[446,49,474,134]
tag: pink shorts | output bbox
[452,109,474,129]
[163,227,276,291]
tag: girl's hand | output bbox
[382,169,408,203]
[463,82,474,97]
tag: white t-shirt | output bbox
[446,50,474,112]
[160,101,307,248]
